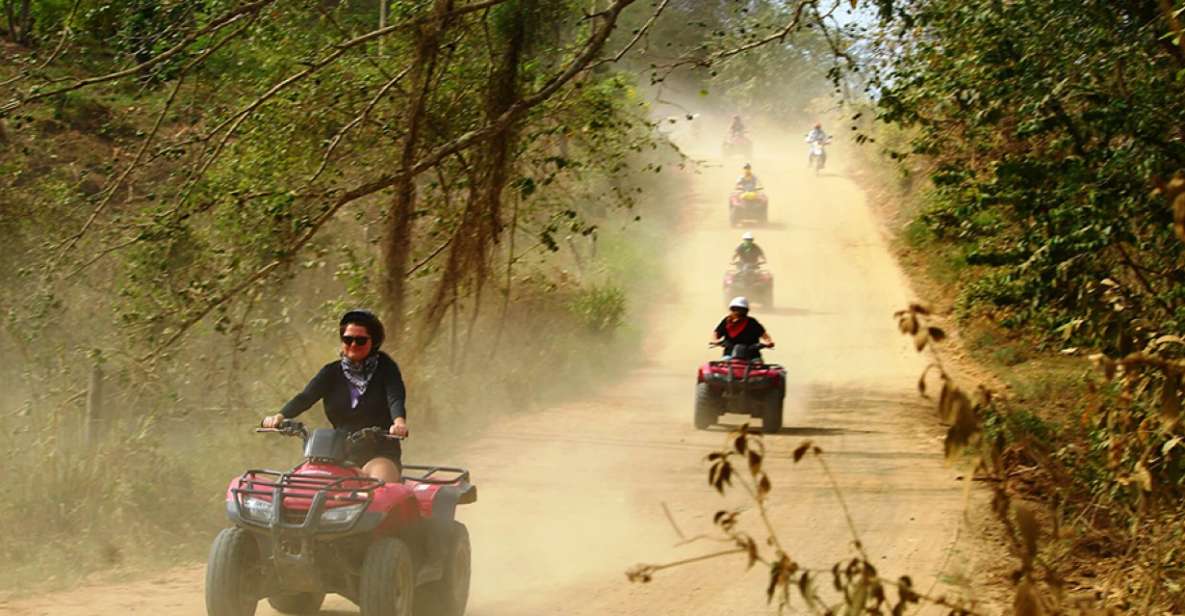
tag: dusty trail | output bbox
[1,130,992,615]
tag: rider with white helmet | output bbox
[733,231,766,266]
[712,296,775,357]
[805,122,830,169]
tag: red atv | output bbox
[695,343,786,434]
[722,132,753,159]
[205,421,476,616]
[723,263,773,308]
[728,189,769,226]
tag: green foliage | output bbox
[982,405,1056,448]
[870,0,1185,352]
[568,285,627,333]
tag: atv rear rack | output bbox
[402,464,470,485]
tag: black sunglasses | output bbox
[341,335,371,347]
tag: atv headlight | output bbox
[240,496,274,522]
[319,503,366,526]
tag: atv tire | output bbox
[205,527,261,616]
[764,283,774,308]
[695,382,721,430]
[361,537,416,616]
[268,593,326,614]
[415,523,471,616]
[729,208,739,227]
[761,391,784,434]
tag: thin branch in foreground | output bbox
[306,66,412,186]
[2,0,277,112]
[653,0,814,73]
[590,0,670,68]
[46,12,258,277]
[0,0,84,89]
[626,548,749,583]
[48,73,187,273]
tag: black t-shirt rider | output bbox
[714,315,767,357]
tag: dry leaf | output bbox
[748,449,762,475]
[757,473,772,499]
[1134,460,1153,493]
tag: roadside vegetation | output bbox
[840,1,1185,611]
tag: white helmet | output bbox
[741,232,754,241]
[729,296,750,310]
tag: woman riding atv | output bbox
[262,309,409,483]
[712,297,775,357]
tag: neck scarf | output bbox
[341,354,380,404]
[725,316,749,339]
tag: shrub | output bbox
[568,285,627,333]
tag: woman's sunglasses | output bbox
[341,335,371,347]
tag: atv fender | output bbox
[426,484,478,522]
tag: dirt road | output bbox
[1,130,997,615]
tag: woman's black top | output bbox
[280,352,407,432]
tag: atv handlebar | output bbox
[256,419,307,438]
[709,341,774,349]
[255,420,404,441]
[348,426,406,442]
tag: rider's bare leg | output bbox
[363,457,402,483]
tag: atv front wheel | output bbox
[695,382,721,430]
[361,537,416,616]
[415,523,471,616]
[268,593,326,614]
[761,392,784,434]
[205,527,261,616]
[729,208,740,227]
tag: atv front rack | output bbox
[232,469,381,533]
[236,469,383,498]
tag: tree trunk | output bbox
[17,0,30,44]
[381,0,453,343]
[85,363,104,448]
[4,1,16,41]
[418,1,536,345]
